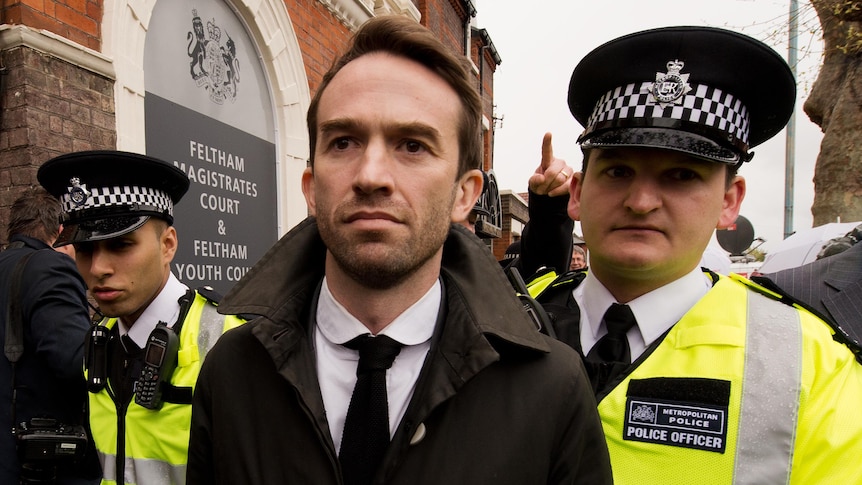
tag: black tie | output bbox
[121,334,140,353]
[586,303,637,392]
[340,334,403,485]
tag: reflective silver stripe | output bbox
[733,291,801,484]
[197,300,224,362]
[131,457,187,485]
[97,450,113,482]
[100,451,186,484]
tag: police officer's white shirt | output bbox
[575,267,712,360]
[119,273,189,349]
[315,277,437,454]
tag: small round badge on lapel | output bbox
[409,423,426,445]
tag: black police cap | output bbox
[568,26,796,164]
[37,150,190,246]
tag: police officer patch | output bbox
[624,397,728,453]
[623,377,730,453]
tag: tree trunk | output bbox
[806,0,862,224]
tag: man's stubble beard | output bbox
[318,192,455,290]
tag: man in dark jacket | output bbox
[187,15,611,485]
[758,238,862,353]
[0,187,98,484]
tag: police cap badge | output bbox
[568,26,796,164]
[37,150,190,246]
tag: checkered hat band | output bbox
[586,82,750,147]
[61,185,174,217]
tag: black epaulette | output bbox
[550,269,587,288]
[173,287,224,334]
[196,286,223,306]
[524,266,557,285]
[535,269,587,302]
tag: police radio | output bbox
[86,323,110,393]
[134,322,179,410]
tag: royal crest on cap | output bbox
[649,60,692,107]
[67,177,91,207]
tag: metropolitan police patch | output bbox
[624,397,728,453]
[623,377,731,453]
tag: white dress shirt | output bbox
[575,267,713,360]
[119,273,189,349]
[315,277,438,453]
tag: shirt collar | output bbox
[581,267,713,347]
[121,273,189,347]
[315,276,440,346]
[580,273,620,341]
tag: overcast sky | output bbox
[475,0,825,253]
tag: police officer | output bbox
[38,151,244,485]
[526,26,862,484]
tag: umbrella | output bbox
[759,221,862,274]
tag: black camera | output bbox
[16,417,88,484]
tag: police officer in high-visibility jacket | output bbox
[525,27,862,484]
[37,151,244,485]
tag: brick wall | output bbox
[472,38,497,121]
[285,0,352,98]
[417,0,469,55]
[0,1,101,51]
[0,46,115,243]
[414,0,501,176]
[289,0,475,99]
[494,192,528,260]
[472,35,497,172]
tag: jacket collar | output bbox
[822,242,862,292]
[220,218,551,458]
[819,244,862,347]
[220,217,549,357]
[9,234,52,251]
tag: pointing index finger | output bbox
[541,132,554,172]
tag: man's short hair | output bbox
[7,187,62,243]
[306,15,483,177]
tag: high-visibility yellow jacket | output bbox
[533,272,862,484]
[88,290,244,485]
